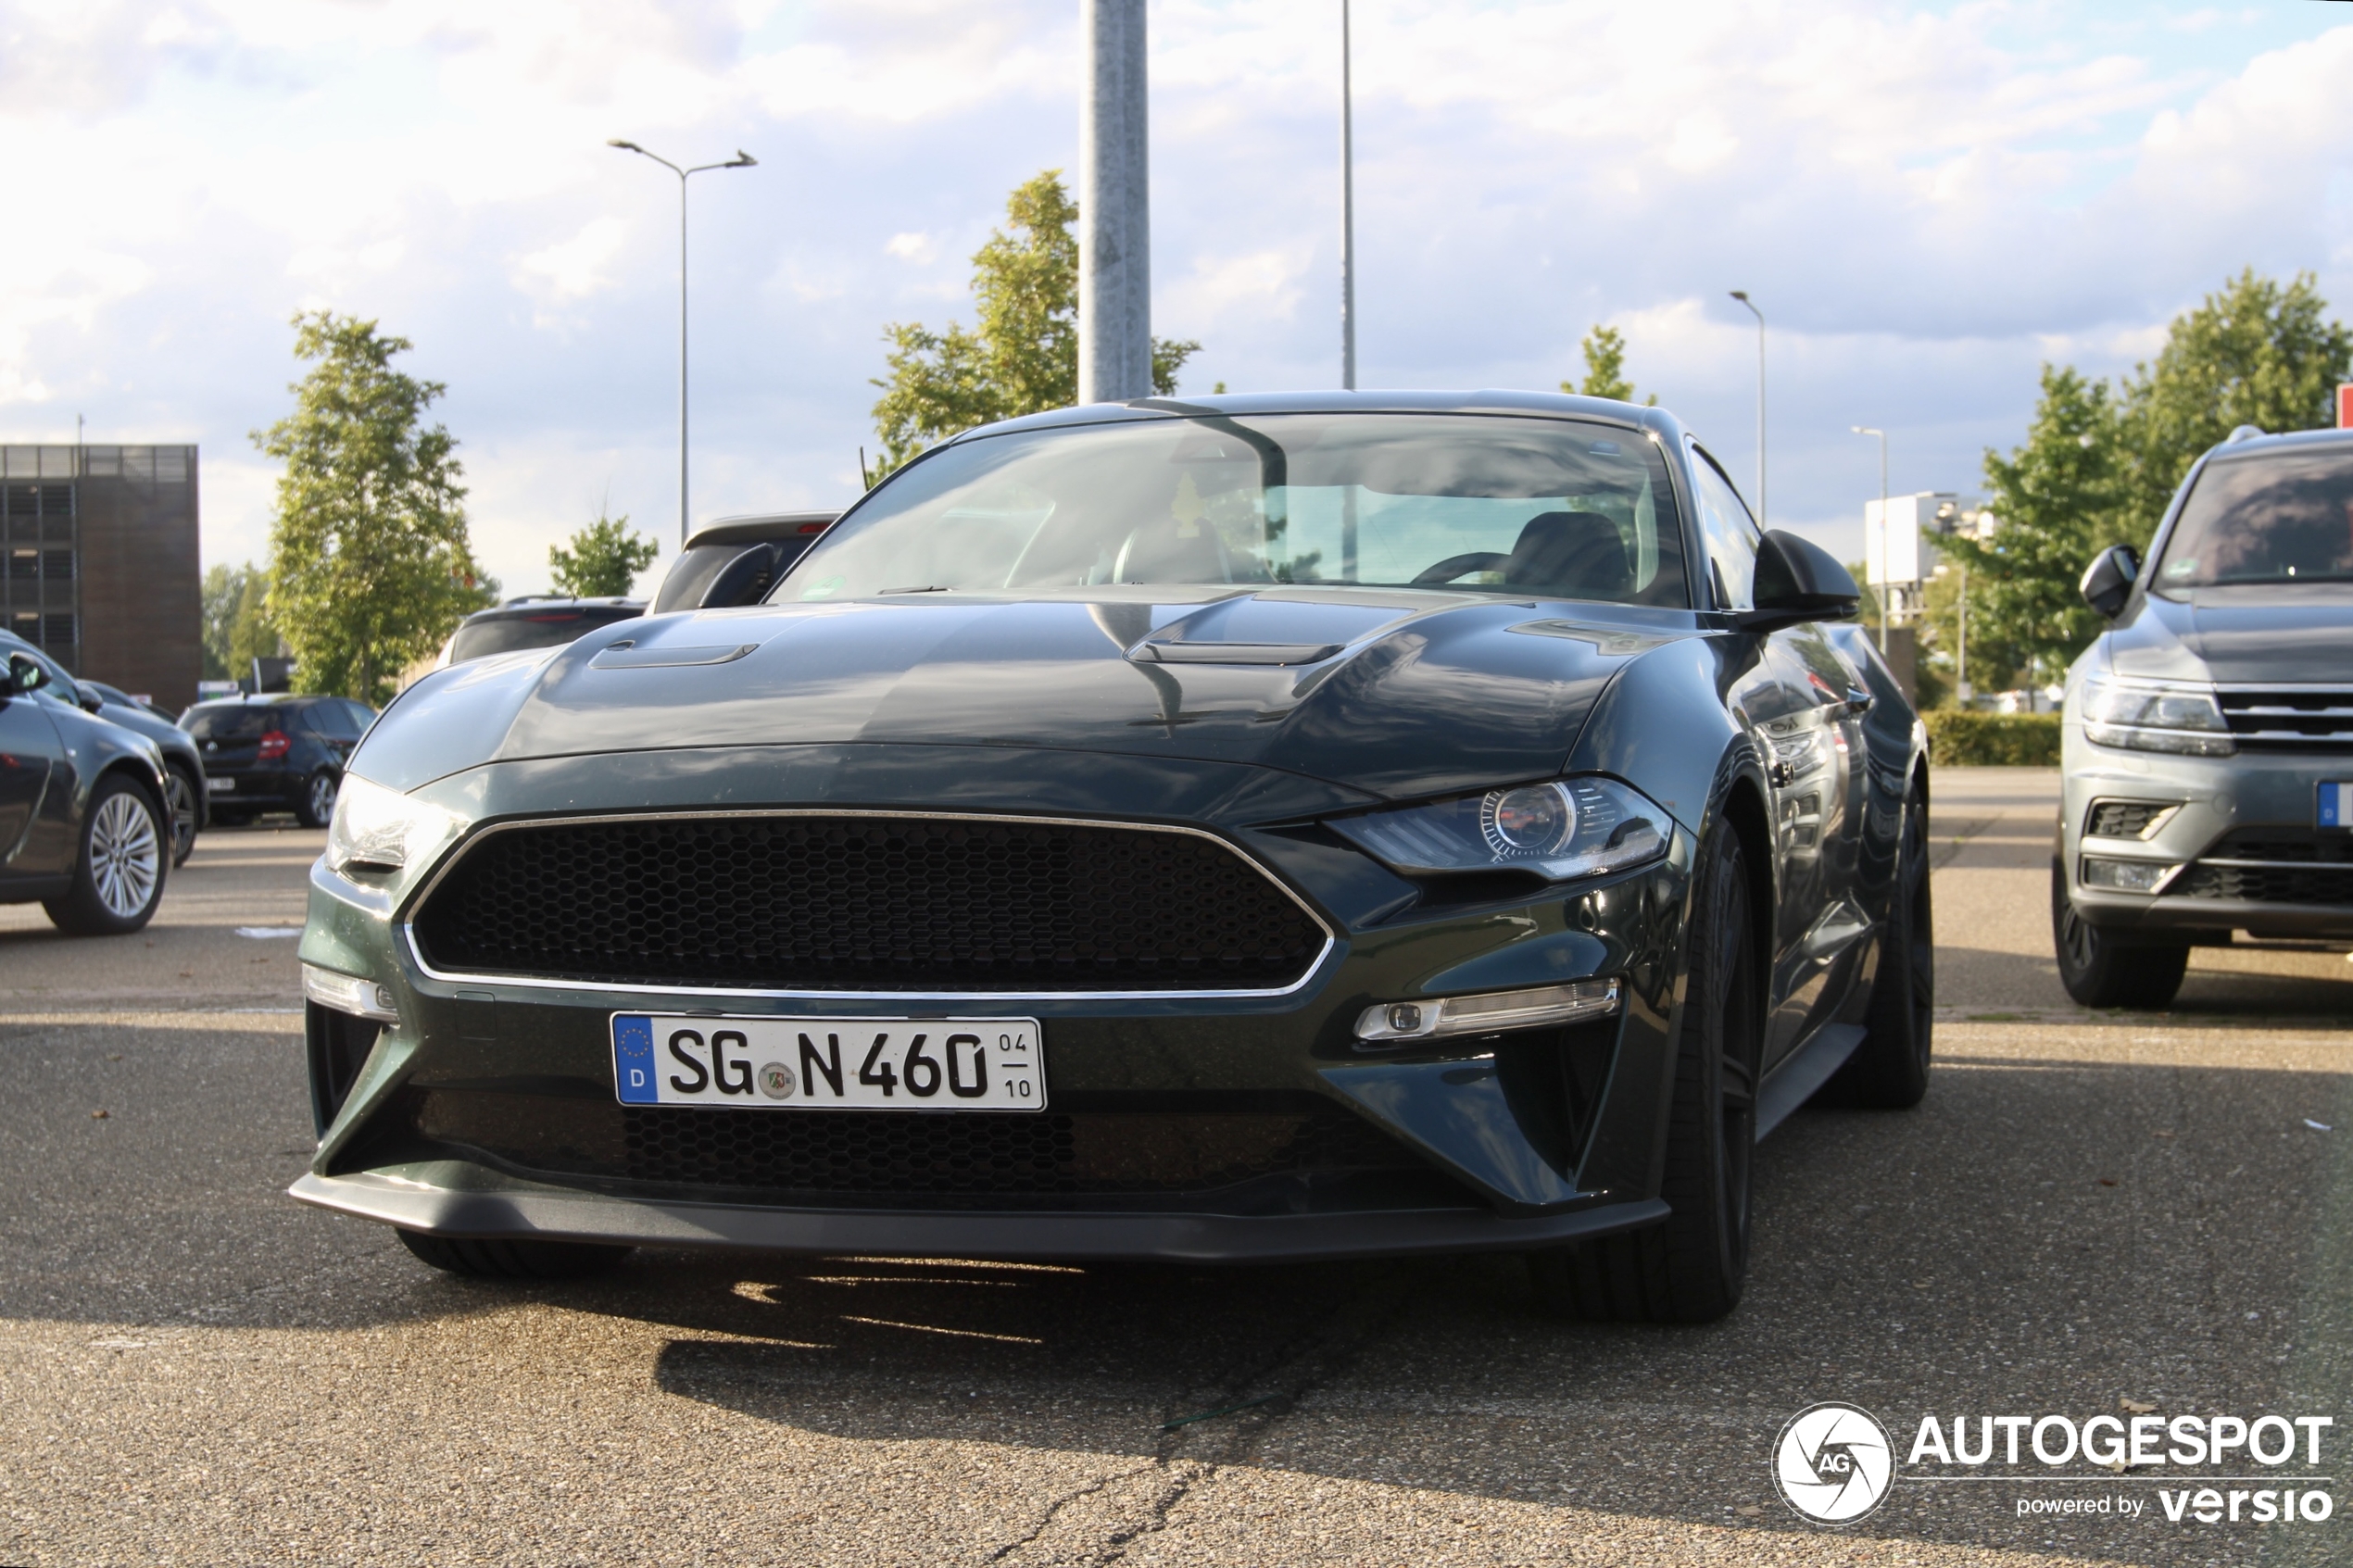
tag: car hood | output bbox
[357,589,1700,803]
[2108,583,2353,684]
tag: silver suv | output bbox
[2054,424,2353,1007]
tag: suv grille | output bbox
[2171,829,2353,904]
[403,1089,1438,1204]
[410,814,1327,993]
[2086,800,2176,839]
[2219,689,2353,747]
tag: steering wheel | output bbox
[1412,552,1510,585]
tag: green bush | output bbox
[1926,710,2062,767]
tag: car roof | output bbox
[463,597,646,623]
[684,511,843,551]
[2205,425,2353,458]
[947,389,1670,447]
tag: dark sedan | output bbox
[0,646,171,934]
[184,695,374,828]
[0,633,207,865]
[292,392,1931,1323]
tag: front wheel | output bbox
[296,770,339,830]
[396,1230,631,1280]
[2051,859,2188,1009]
[1528,819,1760,1323]
[163,764,201,867]
[44,774,168,935]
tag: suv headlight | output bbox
[327,774,467,875]
[1328,776,1669,882]
[2075,677,2235,757]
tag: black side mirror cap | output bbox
[1738,530,1861,633]
[4,652,47,697]
[2080,544,2139,619]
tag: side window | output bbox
[342,700,375,736]
[318,702,359,740]
[1687,445,1761,609]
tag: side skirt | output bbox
[1754,1022,1866,1140]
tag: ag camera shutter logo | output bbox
[1775,1402,1895,1524]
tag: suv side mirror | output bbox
[1740,530,1861,633]
[2080,544,2139,619]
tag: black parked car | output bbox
[294,391,1931,1322]
[649,511,839,612]
[0,646,171,934]
[444,596,647,668]
[0,632,206,866]
[183,695,375,828]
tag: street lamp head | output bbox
[607,138,641,152]
[1729,290,1749,302]
[727,150,758,168]
[1852,425,1882,437]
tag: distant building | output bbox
[1863,491,1995,625]
[2,445,202,714]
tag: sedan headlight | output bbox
[2075,677,2235,756]
[327,774,467,875]
[1328,776,1669,882]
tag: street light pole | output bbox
[1729,291,1765,525]
[1852,425,1888,647]
[609,139,757,546]
[1340,0,1355,392]
[1079,0,1152,406]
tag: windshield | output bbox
[449,607,639,663]
[2156,447,2353,590]
[774,413,1688,608]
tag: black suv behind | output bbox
[182,696,375,828]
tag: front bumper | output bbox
[2060,725,2353,940]
[292,748,1700,1262]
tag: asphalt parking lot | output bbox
[2,768,2347,1566]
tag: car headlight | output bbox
[2075,676,2235,756]
[1327,776,1670,882]
[326,774,467,875]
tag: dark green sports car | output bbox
[293,391,1931,1322]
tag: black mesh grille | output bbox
[2086,800,2173,839]
[405,1088,1432,1201]
[2220,690,2353,746]
[411,814,1327,992]
[2174,863,2353,904]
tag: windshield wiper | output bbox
[878,585,951,595]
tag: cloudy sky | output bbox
[4,0,2349,593]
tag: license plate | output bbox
[2322,783,2353,829]
[611,1014,1045,1111]
[208,776,235,792]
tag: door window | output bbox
[1688,446,1761,610]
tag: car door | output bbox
[0,665,66,873]
[1684,445,1841,1069]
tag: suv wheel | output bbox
[2051,859,2188,1009]
[163,764,201,867]
[44,774,168,935]
[296,770,339,830]
[1527,819,1759,1323]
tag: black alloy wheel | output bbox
[163,764,200,867]
[1825,777,1934,1108]
[44,773,169,936]
[2051,858,2188,1009]
[297,770,339,830]
[396,1230,631,1280]
[1528,820,1761,1323]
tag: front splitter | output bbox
[289,1170,1667,1265]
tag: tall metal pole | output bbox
[1730,291,1765,524]
[1853,425,1888,647]
[1340,0,1355,392]
[609,140,757,545]
[1079,0,1151,405]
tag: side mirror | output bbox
[5,652,48,696]
[76,683,104,713]
[2080,544,2139,619]
[1741,530,1861,633]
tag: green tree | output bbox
[2116,267,2353,537]
[254,312,495,706]
[199,561,281,683]
[1940,365,2128,686]
[870,171,1200,476]
[1562,323,1655,405]
[548,511,658,597]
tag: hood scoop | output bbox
[590,641,761,671]
[1131,639,1342,666]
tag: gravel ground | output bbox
[1,773,2347,1566]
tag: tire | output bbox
[296,769,340,830]
[1826,777,1934,1108]
[43,773,168,935]
[1528,820,1761,1323]
[2052,858,2188,1009]
[163,764,201,868]
[396,1229,631,1280]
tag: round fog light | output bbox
[1385,1003,1423,1033]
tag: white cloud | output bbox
[514,217,630,308]
[884,231,937,263]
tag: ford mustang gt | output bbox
[292,391,1931,1323]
